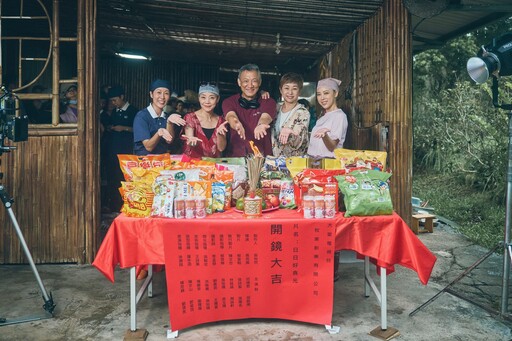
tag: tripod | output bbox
[0,175,55,325]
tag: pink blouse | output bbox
[183,112,225,158]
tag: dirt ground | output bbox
[0,220,511,340]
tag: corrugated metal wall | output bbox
[98,58,220,109]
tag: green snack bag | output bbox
[335,170,393,217]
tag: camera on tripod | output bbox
[0,85,29,154]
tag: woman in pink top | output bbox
[170,82,228,158]
[306,78,348,158]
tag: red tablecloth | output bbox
[93,210,436,285]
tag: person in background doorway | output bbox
[60,83,78,123]
[298,98,316,133]
[105,85,138,212]
[25,85,52,124]
[271,72,310,157]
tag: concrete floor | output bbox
[1,221,511,341]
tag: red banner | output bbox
[162,218,336,331]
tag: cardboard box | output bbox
[286,157,311,177]
[322,158,342,170]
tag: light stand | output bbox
[410,75,512,320]
[0,88,55,326]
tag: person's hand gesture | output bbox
[158,128,173,143]
[254,123,270,140]
[278,127,298,145]
[314,127,330,138]
[181,135,202,147]
[216,121,229,136]
[260,90,270,100]
[167,113,186,126]
[233,121,246,140]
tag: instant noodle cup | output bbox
[244,195,262,219]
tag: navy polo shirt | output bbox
[133,105,169,155]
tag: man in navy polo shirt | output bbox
[105,85,138,211]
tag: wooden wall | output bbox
[319,0,412,223]
[0,0,96,264]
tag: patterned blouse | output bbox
[183,112,225,158]
[271,103,310,157]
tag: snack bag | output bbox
[160,168,201,181]
[278,178,295,209]
[333,148,387,172]
[188,181,213,214]
[120,181,154,217]
[212,182,226,212]
[335,170,393,217]
[118,154,172,181]
[151,177,177,218]
[293,168,346,211]
[214,170,234,210]
[191,159,217,180]
[261,155,290,179]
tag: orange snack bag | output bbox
[120,181,154,217]
[118,154,172,181]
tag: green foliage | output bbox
[413,29,512,201]
[412,21,512,249]
[413,171,504,250]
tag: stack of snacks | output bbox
[293,169,345,213]
[118,154,174,217]
[260,156,294,209]
[203,157,247,206]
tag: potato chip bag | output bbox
[188,181,213,214]
[151,180,176,218]
[212,182,226,212]
[214,170,234,210]
[335,170,393,217]
[120,181,154,217]
[118,154,172,181]
[160,169,201,181]
[333,148,387,172]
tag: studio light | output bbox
[464,32,512,319]
[467,33,512,84]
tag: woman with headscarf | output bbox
[133,79,174,155]
[307,77,348,158]
[170,82,228,158]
